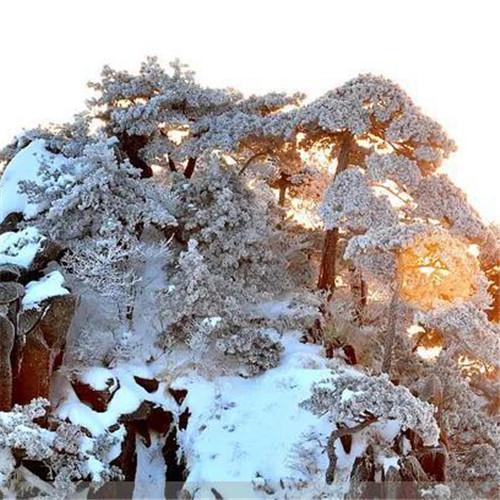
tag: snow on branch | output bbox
[319,167,398,233]
[302,370,440,446]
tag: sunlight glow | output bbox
[285,197,322,229]
[397,234,480,311]
[407,325,444,361]
[416,345,443,361]
[407,324,426,337]
[458,355,494,379]
[0,1,497,222]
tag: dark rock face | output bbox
[168,387,188,405]
[72,377,118,413]
[0,212,23,233]
[0,264,22,282]
[134,376,159,393]
[345,429,449,499]
[0,189,77,408]
[0,232,76,410]
[0,315,15,410]
[417,444,448,482]
[0,282,24,304]
[30,239,64,274]
[13,294,77,405]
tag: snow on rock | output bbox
[56,364,177,436]
[0,226,45,268]
[380,454,400,474]
[172,334,346,498]
[0,139,66,223]
[0,448,15,486]
[79,367,119,392]
[55,334,407,498]
[22,270,70,309]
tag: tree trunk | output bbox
[278,185,287,207]
[349,263,367,324]
[325,416,377,484]
[382,290,399,374]
[317,229,339,294]
[487,260,499,322]
[118,132,153,178]
[168,156,177,173]
[269,173,290,207]
[184,157,197,179]
[317,132,352,295]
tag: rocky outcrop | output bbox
[69,372,188,489]
[346,430,449,499]
[13,294,76,405]
[0,212,23,234]
[0,240,75,410]
[0,314,15,410]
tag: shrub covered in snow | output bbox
[0,58,497,498]
[0,399,120,495]
[302,371,440,446]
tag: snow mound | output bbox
[22,270,70,309]
[0,139,66,223]
[0,226,45,268]
[173,334,346,498]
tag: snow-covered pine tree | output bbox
[0,58,497,498]
[157,154,293,375]
[300,76,456,293]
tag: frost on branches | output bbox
[0,399,119,496]
[417,303,500,369]
[320,167,398,233]
[158,157,292,375]
[0,58,497,497]
[18,139,176,243]
[297,74,456,172]
[303,371,439,446]
[17,139,175,327]
[301,370,441,494]
[87,57,303,179]
[366,153,422,193]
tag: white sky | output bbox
[0,0,498,221]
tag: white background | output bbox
[0,0,498,221]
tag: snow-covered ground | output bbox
[55,333,368,498]
[172,334,336,498]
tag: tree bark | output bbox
[326,417,377,484]
[278,185,287,207]
[168,156,177,173]
[487,260,499,322]
[349,263,367,324]
[381,290,399,374]
[118,132,153,178]
[317,229,339,294]
[317,132,352,295]
[184,157,197,179]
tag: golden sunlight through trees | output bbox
[397,234,480,311]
